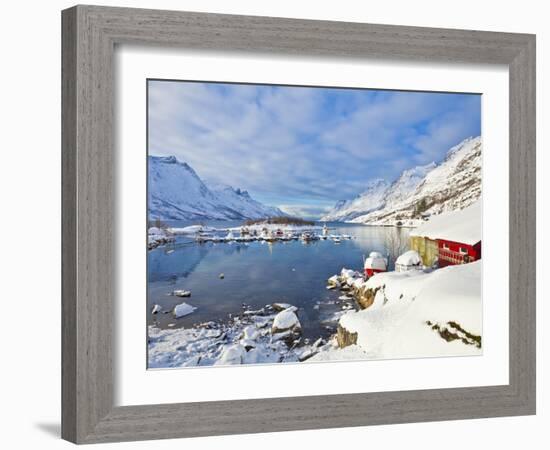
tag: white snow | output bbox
[148,226,165,236]
[168,225,216,235]
[395,250,422,266]
[229,222,321,233]
[272,309,301,332]
[173,290,191,297]
[344,136,481,226]
[242,325,260,341]
[308,344,368,362]
[172,302,197,318]
[338,261,482,359]
[327,275,341,287]
[364,255,387,271]
[148,304,314,368]
[321,179,389,222]
[410,200,481,245]
[148,155,284,221]
[215,344,246,365]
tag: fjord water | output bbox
[147,222,410,341]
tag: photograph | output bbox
[146,79,482,368]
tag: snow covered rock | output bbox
[173,302,197,318]
[327,275,341,288]
[148,226,165,236]
[151,304,162,315]
[239,339,257,351]
[215,344,246,365]
[242,325,260,341]
[272,302,296,312]
[395,250,422,272]
[173,289,191,297]
[272,309,301,335]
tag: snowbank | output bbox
[308,344,368,362]
[337,261,482,359]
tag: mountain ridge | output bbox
[321,136,482,225]
[148,155,285,221]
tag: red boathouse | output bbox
[437,238,481,267]
[409,201,481,268]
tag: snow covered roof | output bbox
[364,256,387,271]
[410,201,481,245]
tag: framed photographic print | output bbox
[62,5,536,444]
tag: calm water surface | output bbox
[147,221,409,341]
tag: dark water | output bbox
[147,221,409,341]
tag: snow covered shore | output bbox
[148,237,482,366]
[313,261,482,361]
[168,223,322,235]
[147,227,175,250]
[148,303,335,368]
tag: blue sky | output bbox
[148,80,481,218]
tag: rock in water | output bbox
[219,273,225,279]
[151,304,162,315]
[272,308,301,335]
[272,302,297,312]
[173,302,197,318]
[327,275,341,288]
[173,289,191,297]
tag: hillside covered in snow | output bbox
[310,261,482,362]
[321,136,482,225]
[148,156,285,221]
[321,179,390,222]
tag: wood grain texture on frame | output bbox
[61,5,536,444]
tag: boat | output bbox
[301,231,319,242]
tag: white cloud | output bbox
[148,81,480,210]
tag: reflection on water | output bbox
[147,222,409,341]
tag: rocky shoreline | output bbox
[148,301,343,368]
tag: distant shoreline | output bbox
[244,216,315,226]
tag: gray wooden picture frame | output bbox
[61,5,536,444]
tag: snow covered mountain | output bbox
[148,156,285,221]
[322,136,482,225]
[320,179,390,222]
